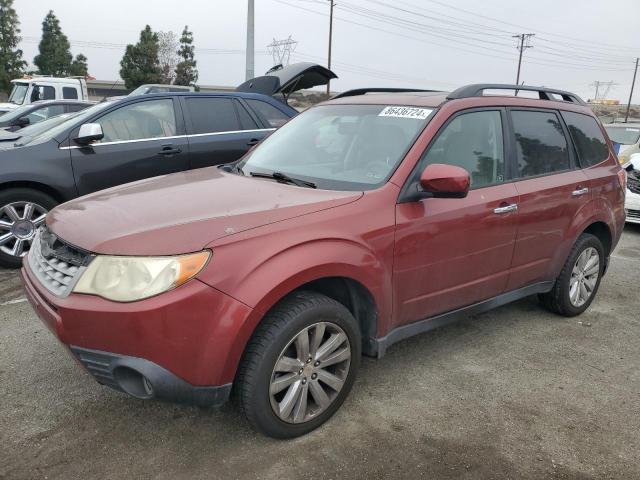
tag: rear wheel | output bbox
[0,189,57,268]
[237,291,361,438]
[538,233,604,317]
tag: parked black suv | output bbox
[0,63,337,267]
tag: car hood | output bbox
[236,62,337,97]
[47,167,362,255]
[0,129,21,142]
[0,102,18,113]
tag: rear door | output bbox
[70,97,189,195]
[181,96,273,169]
[506,108,590,290]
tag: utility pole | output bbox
[513,33,534,85]
[326,0,335,96]
[625,57,638,123]
[245,0,255,81]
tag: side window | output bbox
[245,98,290,128]
[63,87,78,99]
[67,103,88,113]
[561,112,608,167]
[511,110,570,178]
[30,85,55,102]
[421,110,505,188]
[97,99,176,143]
[26,105,65,123]
[185,97,240,134]
[235,101,259,130]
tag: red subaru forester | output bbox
[21,84,625,438]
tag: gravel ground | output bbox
[1,226,639,480]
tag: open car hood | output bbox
[236,62,337,98]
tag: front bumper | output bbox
[625,189,640,224]
[21,262,254,405]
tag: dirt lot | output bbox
[1,226,639,480]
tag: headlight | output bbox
[73,251,211,302]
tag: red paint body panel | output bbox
[22,92,626,393]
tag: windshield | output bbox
[239,104,433,191]
[605,126,640,145]
[8,83,29,105]
[18,101,111,146]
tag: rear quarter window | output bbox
[63,87,78,99]
[245,99,290,128]
[561,112,608,167]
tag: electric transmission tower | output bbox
[590,80,617,101]
[267,36,298,66]
[513,33,535,85]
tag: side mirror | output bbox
[13,117,30,127]
[418,163,470,198]
[74,123,104,145]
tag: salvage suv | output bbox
[21,84,625,438]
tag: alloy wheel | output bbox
[0,201,47,258]
[269,322,351,424]
[569,247,600,307]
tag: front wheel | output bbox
[0,189,57,268]
[237,291,361,438]
[539,233,605,317]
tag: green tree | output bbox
[33,11,76,76]
[174,26,198,86]
[0,0,26,94]
[119,25,162,89]
[69,53,88,77]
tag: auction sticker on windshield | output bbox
[378,106,432,120]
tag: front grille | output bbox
[71,347,120,390]
[27,227,92,298]
[628,170,640,195]
[626,208,640,220]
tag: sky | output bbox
[11,0,640,103]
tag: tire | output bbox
[237,291,361,438]
[538,233,605,317]
[0,188,57,269]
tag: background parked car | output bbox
[0,77,89,113]
[604,122,640,164]
[0,100,94,131]
[128,84,196,96]
[623,153,640,223]
[0,63,336,267]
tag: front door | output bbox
[394,109,519,325]
[71,98,189,196]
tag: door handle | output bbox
[158,144,182,156]
[247,138,260,146]
[571,187,589,197]
[493,203,518,214]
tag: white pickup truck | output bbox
[0,77,89,113]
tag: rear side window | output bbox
[245,98,290,128]
[185,97,240,134]
[561,112,608,167]
[421,110,505,188]
[63,87,78,99]
[511,110,570,178]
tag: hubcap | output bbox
[569,247,600,307]
[0,201,48,258]
[269,322,351,424]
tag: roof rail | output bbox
[446,84,586,105]
[332,88,441,99]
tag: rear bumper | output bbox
[71,346,232,406]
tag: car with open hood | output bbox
[21,84,625,438]
[0,63,335,268]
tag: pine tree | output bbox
[0,0,26,94]
[174,26,198,86]
[69,53,88,77]
[119,25,163,89]
[33,11,74,76]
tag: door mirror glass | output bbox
[419,163,470,198]
[75,123,104,145]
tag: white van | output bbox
[0,77,89,113]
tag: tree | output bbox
[0,0,26,94]
[174,26,198,87]
[69,53,88,77]
[119,25,162,89]
[33,11,75,76]
[157,31,179,84]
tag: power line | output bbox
[267,36,298,66]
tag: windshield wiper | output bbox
[250,171,316,189]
